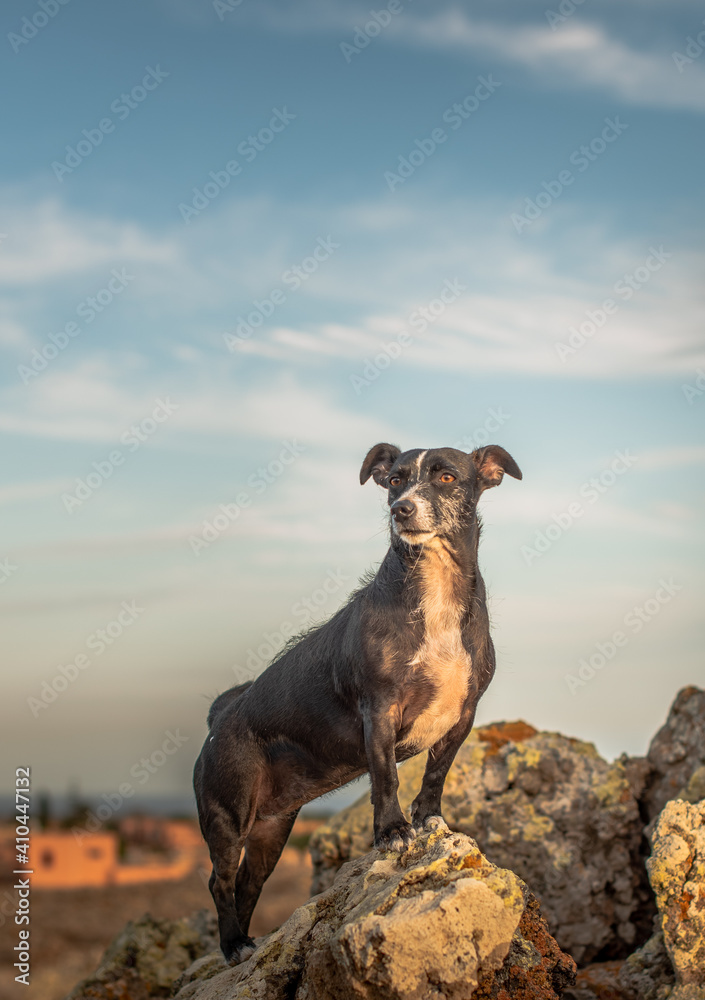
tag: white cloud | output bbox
[637,445,705,470]
[230,269,705,379]
[0,198,177,286]
[0,477,74,505]
[232,2,705,113]
[388,11,705,111]
[484,483,691,537]
[0,357,390,448]
[1,189,703,388]
[0,316,29,349]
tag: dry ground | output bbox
[0,842,314,1000]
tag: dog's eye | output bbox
[440,473,456,483]
[389,476,401,487]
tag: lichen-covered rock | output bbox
[619,798,705,1000]
[642,686,705,822]
[646,799,705,998]
[678,764,705,805]
[309,722,651,963]
[563,960,627,999]
[618,923,674,1000]
[174,830,575,1000]
[65,910,218,999]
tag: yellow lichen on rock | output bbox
[170,830,575,1000]
[646,799,705,996]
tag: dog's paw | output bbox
[224,937,257,966]
[374,821,416,853]
[412,813,448,834]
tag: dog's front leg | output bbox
[362,704,416,852]
[410,709,475,833]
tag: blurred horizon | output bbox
[1,0,703,804]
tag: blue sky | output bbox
[1,0,704,807]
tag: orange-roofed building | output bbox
[31,831,118,888]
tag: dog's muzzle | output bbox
[390,496,436,544]
[390,499,416,523]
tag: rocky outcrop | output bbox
[172,828,575,1000]
[63,687,705,1000]
[619,798,705,1000]
[618,925,674,1000]
[65,910,218,999]
[642,687,705,822]
[310,722,651,963]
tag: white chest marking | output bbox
[400,540,471,751]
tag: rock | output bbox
[647,798,705,997]
[173,829,576,1000]
[642,686,705,822]
[563,960,627,999]
[679,765,705,805]
[618,923,674,1000]
[65,910,218,1000]
[619,798,705,1000]
[309,721,651,963]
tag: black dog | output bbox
[194,442,522,963]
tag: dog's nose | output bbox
[391,499,416,521]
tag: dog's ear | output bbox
[360,443,402,486]
[471,445,522,489]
